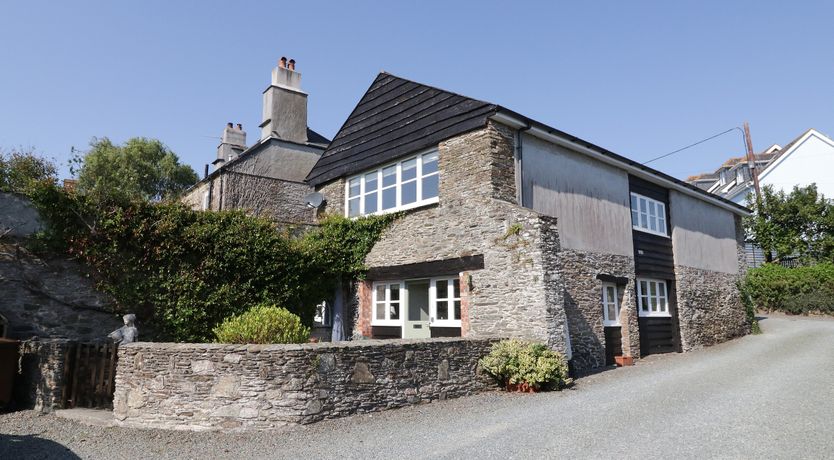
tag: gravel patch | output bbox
[2,314,833,459]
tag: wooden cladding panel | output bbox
[604,326,623,366]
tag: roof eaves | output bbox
[492,107,751,215]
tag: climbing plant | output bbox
[27,184,395,342]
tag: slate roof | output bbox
[306,73,497,185]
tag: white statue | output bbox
[108,314,139,344]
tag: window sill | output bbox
[348,197,439,218]
[371,320,402,327]
[632,226,670,238]
[603,322,621,327]
[638,313,672,318]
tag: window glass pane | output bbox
[658,216,666,234]
[422,151,439,175]
[375,303,385,320]
[437,301,448,320]
[658,282,667,299]
[632,209,639,226]
[402,180,417,205]
[648,201,656,219]
[606,286,615,303]
[640,212,648,228]
[640,280,647,296]
[650,281,657,298]
[348,197,360,217]
[382,187,397,210]
[640,197,648,213]
[630,194,638,212]
[641,296,649,311]
[421,173,439,200]
[389,302,400,320]
[382,165,397,187]
[390,284,400,301]
[402,158,417,181]
[608,303,616,322]
[349,178,360,198]
[454,300,461,320]
[453,279,460,298]
[436,280,448,299]
[376,285,386,302]
[365,172,378,192]
[364,192,378,214]
[650,215,657,231]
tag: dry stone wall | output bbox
[113,338,498,431]
[14,339,74,413]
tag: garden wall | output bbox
[113,337,498,431]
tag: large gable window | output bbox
[346,150,439,217]
[630,192,667,237]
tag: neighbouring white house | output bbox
[688,128,834,206]
[688,128,834,266]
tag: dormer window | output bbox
[736,167,745,184]
[719,171,727,186]
[346,149,439,217]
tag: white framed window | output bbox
[630,192,668,237]
[637,278,670,317]
[601,282,622,327]
[201,191,210,210]
[313,301,330,327]
[346,149,439,217]
[372,281,403,326]
[430,277,461,327]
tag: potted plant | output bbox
[614,355,634,367]
[479,339,572,392]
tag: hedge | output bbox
[740,263,834,315]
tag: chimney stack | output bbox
[214,122,247,169]
[259,57,308,143]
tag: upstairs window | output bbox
[630,192,667,237]
[346,150,439,217]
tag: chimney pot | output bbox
[226,122,233,128]
[279,57,287,68]
[236,123,243,130]
[288,59,296,71]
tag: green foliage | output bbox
[0,148,57,194]
[740,263,834,316]
[75,137,198,203]
[479,339,571,391]
[27,184,395,342]
[214,304,310,344]
[745,184,834,263]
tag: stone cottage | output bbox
[306,73,750,372]
[181,58,330,228]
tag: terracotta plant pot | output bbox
[614,355,634,367]
[505,382,537,393]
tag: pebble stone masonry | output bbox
[113,337,498,431]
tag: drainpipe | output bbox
[515,123,532,207]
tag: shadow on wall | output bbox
[0,434,81,460]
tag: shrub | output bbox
[479,339,571,391]
[740,263,834,316]
[214,304,310,344]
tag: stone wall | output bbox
[356,122,569,353]
[0,192,43,238]
[674,265,748,351]
[14,339,73,413]
[0,241,122,341]
[113,338,498,431]
[558,250,638,371]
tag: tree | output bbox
[75,137,198,203]
[0,147,57,193]
[745,184,834,263]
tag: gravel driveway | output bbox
[2,314,833,459]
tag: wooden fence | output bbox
[61,341,118,409]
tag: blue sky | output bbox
[2,1,833,180]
